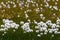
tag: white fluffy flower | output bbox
[21,22,33,32]
[2,19,19,31]
[56,19,60,24]
[46,20,52,26]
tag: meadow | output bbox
[0,0,60,40]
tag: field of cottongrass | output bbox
[0,0,60,40]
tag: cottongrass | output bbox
[0,19,19,32]
[21,22,33,33]
[0,18,60,37]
